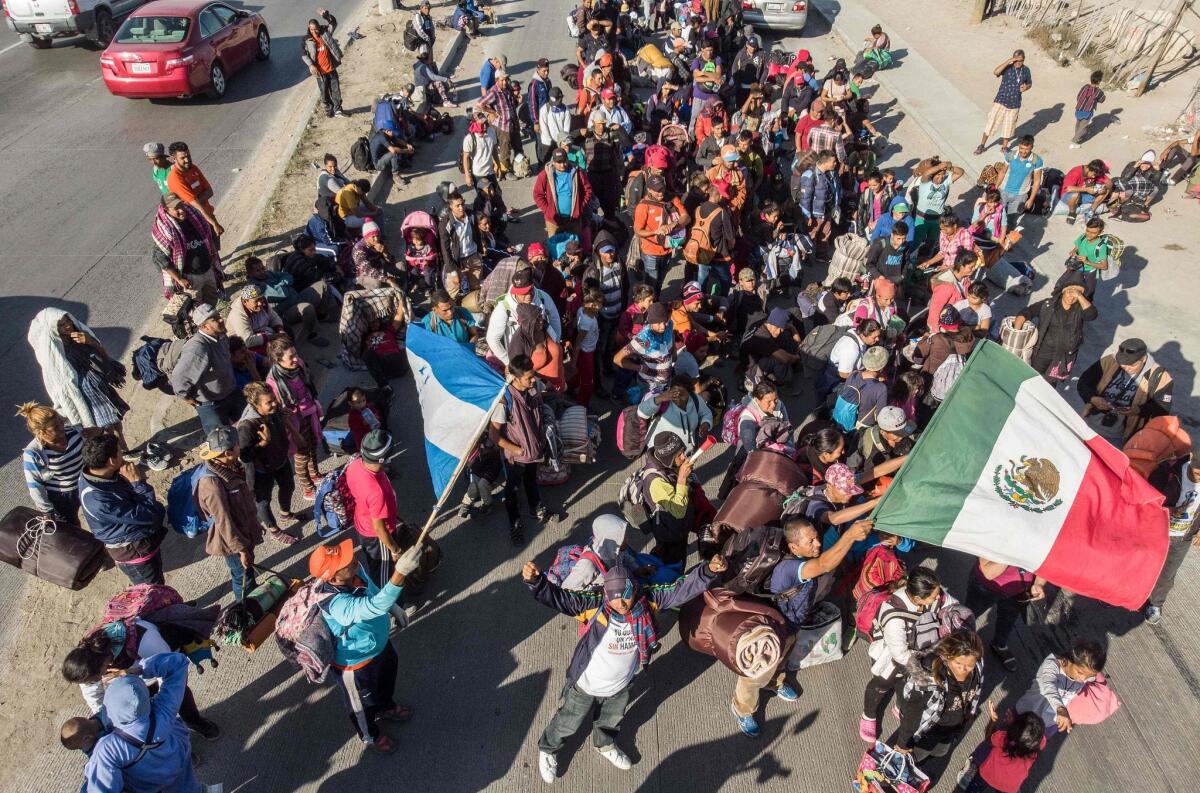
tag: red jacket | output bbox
[533,166,594,224]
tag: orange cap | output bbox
[309,539,355,581]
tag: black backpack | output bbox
[350,136,374,172]
[403,19,422,51]
[721,525,786,596]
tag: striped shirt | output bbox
[596,263,624,320]
[1075,83,1105,114]
[626,335,675,388]
[23,426,85,512]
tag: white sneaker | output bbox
[538,750,558,783]
[204,786,224,793]
[596,744,632,770]
[1069,143,1081,149]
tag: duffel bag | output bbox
[711,481,785,534]
[0,507,107,590]
[678,587,787,676]
[736,449,807,494]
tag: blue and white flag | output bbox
[405,325,506,498]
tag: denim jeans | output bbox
[195,391,244,438]
[641,252,671,294]
[224,553,257,601]
[118,552,165,586]
[538,684,631,753]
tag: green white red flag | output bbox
[872,341,1169,610]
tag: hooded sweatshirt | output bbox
[83,652,200,793]
[560,514,637,590]
[321,563,405,668]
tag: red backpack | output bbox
[90,584,184,658]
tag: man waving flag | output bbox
[406,325,506,498]
[873,341,1168,610]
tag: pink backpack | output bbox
[91,584,184,658]
[274,580,340,684]
[546,544,608,586]
[721,403,752,445]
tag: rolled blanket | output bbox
[735,624,783,678]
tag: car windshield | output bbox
[114,16,191,44]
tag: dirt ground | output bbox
[0,7,429,787]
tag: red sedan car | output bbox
[100,0,269,99]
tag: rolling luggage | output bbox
[0,507,107,590]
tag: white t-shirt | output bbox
[953,299,992,328]
[462,130,498,177]
[576,616,640,697]
[1170,474,1200,537]
[79,620,172,713]
[829,332,866,376]
[576,309,599,353]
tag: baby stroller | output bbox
[657,120,692,163]
[401,210,440,294]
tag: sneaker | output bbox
[973,145,986,156]
[729,702,761,738]
[538,750,558,783]
[509,521,526,546]
[1065,212,1077,225]
[596,744,632,770]
[990,642,1018,671]
[459,502,473,519]
[1144,604,1163,625]
[770,684,800,702]
[956,759,978,790]
[858,715,877,743]
[188,717,221,741]
[269,527,300,546]
[302,488,316,502]
[333,110,348,118]
[366,734,398,754]
[1069,143,1081,149]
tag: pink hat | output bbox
[600,87,616,100]
[526,242,548,261]
[362,219,381,239]
[873,276,896,299]
[825,463,863,496]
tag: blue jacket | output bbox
[527,563,717,694]
[870,196,916,244]
[528,75,551,125]
[479,58,499,93]
[79,472,166,547]
[321,564,405,667]
[82,653,199,793]
[798,165,839,220]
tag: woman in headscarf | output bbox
[1012,271,1097,382]
[265,336,324,500]
[28,308,129,449]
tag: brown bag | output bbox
[678,587,786,674]
[711,481,785,534]
[0,507,107,591]
[683,206,722,265]
[736,450,807,494]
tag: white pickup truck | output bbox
[4,0,149,49]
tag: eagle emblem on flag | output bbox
[993,456,1064,513]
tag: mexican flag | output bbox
[873,341,1169,610]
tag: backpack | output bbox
[545,543,608,586]
[865,592,920,645]
[618,466,663,530]
[721,525,786,596]
[166,464,215,538]
[798,323,849,376]
[683,206,722,265]
[313,461,354,539]
[350,135,374,172]
[274,579,340,684]
[721,401,754,445]
[402,19,422,50]
[831,382,862,432]
[617,405,651,459]
[930,352,966,402]
[89,584,185,658]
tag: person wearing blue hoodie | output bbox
[78,434,167,585]
[309,537,424,755]
[81,651,219,793]
[869,196,915,245]
[522,556,727,784]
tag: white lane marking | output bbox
[0,40,25,58]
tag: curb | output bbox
[808,0,984,182]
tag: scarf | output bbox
[205,457,247,483]
[150,204,223,298]
[268,361,318,413]
[591,598,657,667]
[507,302,548,361]
[27,308,96,427]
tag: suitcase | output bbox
[736,449,807,494]
[711,482,785,534]
[0,507,108,591]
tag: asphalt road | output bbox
[0,0,366,639]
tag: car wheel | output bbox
[91,8,115,47]
[207,62,227,100]
[255,26,270,61]
[28,36,53,49]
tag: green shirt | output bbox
[1073,233,1108,271]
[152,165,171,195]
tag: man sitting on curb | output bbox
[310,537,423,755]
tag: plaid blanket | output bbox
[338,288,410,370]
[150,204,223,299]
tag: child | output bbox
[1014,639,1108,735]
[1071,71,1105,147]
[574,288,602,407]
[361,303,410,391]
[346,388,385,451]
[460,435,501,518]
[958,705,1046,792]
[405,226,439,294]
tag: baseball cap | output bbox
[601,87,616,100]
[200,425,238,459]
[746,34,761,48]
[597,242,617,255]
[892,202,910,214]
[162,192,184,209]
[309,538,355,581]
[1115,338,1148,365]
[938,305,962,331]
[737,267,756,283]
[646,174,666,192]
[240,284,264,301]
[143,142,166,157]
[510,268,534,295]
[876,405,913,436]
[190,303,220,327]
[862,345,889,372]
[551,148,568,163]
[825,462,864,496]
[360,429,399,463]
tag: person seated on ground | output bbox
[1077,337,1173,442]
[352,220,407,291]
[954,281,993,337]
[228,335,264,389]
[1109,151,1160,218]
[1156,129,1200,185]
[345,387,387,451]
[813,278,853,326]
[335,179,380,232]
[367,117,415,205]
[421,289,478,344]
[362,302,411,391]
[316,153,349,222]
[740,308,803,390]
[284,233,342,292]
[915,305,978,377]
[227,285,287,356]
[245,256,336,348]
[80,652,217,793]
[1059,159,1112,224]
[19,402,96,522]
[926,248,981,334]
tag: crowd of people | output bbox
[10,0,1196,790]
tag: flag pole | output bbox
[412,378,509,546]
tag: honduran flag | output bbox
[873,341,1169,610]
[405,325,505,499]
